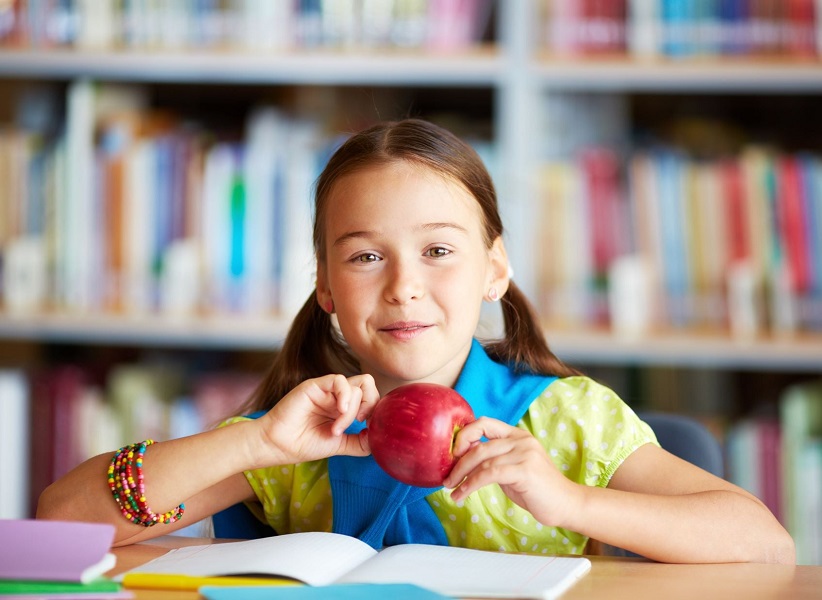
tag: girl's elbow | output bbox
[769,531,796,565]
[36,481,81,522]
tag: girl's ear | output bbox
[486,236,510,301]
[315,263,334,314]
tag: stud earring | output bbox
[326,300,335,314]
[488,287,499,302]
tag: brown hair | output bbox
[244,119,578,414]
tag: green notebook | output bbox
[0,576,120,594]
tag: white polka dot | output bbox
[300,482,308,490]
[471,515,480,523]
[293,502,301,509]
[542,548,548,554]
[456,500,465,508]
[460,531,467,540]
[570,404,578,410]
[521,536,528,545]
[315,503,323,511]
[603,395,611,401]
[484,530,493,539]
[539,429,548,438]
[551,406,559,414]
[449,514,457,521]
[601,442,609,450]
[532,410,540,418]
[565,391,573,397]
[522,516,529,524]
[569,441,578,451]
[592,404,599,411]
[558,423,567,432]
[499,546,506,552]
[433,500,440,507]
[610,409,617,415]
[507,508,515,517]
[586,461,594,471]
[583,440,589,448]
[536,522,543,530]
[563,537,569,544]
[490,496,499,504]
[532,544,539,551]
[596,423,603,432]
[617,422,624,429]
[550,449,558,457]
[561,464,570,471]
[281,467,289,474]
[576,418,585,426]
[502,528,510,535]
[551,529,557,538]
[546,391,553,397]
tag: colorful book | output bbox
[0,520,116,583]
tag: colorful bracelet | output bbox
[107,439,185,527]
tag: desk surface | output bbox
[111,536,822,600]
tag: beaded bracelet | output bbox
[107,439,185,527]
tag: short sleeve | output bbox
[522,376,659,488]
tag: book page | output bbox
[338,544,591,600]
[124,532,377,586]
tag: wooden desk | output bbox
[111,536,822,600]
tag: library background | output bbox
[0,0,821,563]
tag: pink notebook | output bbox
[0,519,116,583]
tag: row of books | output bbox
[0,364,261,521]
[1,81,327,319]
[726,381,822,565]
[539,0,821,58]
[536,145,822,336]
[0,81,497,322]
[0,0,494,51]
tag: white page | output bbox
[124,532,377,586]
[339,544,592,599]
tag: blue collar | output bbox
[328,339,556,548]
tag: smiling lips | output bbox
[380,321,432,341]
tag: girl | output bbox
[38,119,794,564]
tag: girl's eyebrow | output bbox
[332,222,468,247]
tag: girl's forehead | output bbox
[326,161,479,217]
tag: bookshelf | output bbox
[0,0,821,562]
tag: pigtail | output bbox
[241,291,359,415]
[485,281,580,378]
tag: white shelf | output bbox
[0,314,819,370]
[544,326,822,372]
[531,57,822,92]
[0,47,504,86]
[0,314,290,350]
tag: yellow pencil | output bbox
[123,573,301,591]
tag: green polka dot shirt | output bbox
[222,375,658,555]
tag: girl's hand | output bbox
[442,417,581,528]
[255,374,380,466]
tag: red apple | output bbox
[366,382,475,488]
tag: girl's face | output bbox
[316,160,508,394]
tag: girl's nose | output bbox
[384,261,424,304]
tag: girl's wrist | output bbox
[245,415,290,469]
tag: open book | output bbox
[122,531,591,599]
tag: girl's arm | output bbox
[37,374,378,546]
[445,417,795,565]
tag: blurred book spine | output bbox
[539,0,820,58]
[0,0,494,51]
[536,137,822,337]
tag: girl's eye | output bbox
[354,253,380,263]
[426,247,451,258]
